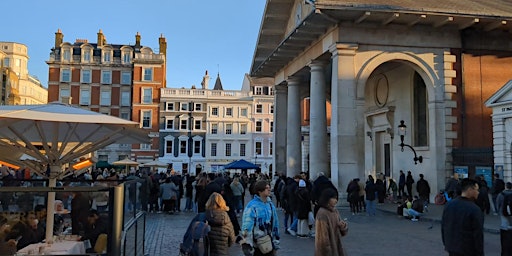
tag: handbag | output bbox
[255,234,273,254]
[308,211,315,226]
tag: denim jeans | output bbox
[366,200,376,216]
[289,212,299,231]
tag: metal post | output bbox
[111,185,125,256]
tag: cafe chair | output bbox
[94,233,108,254]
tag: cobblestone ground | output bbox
[144,206,501,256]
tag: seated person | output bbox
[406,196,425,221]
[8,212,39,250]
[398,197,413,217]
[0,216,17,256]
[80,209,108,253]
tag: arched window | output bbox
[413,72,428,147]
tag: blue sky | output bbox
[2,0,266,91]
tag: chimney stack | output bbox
[55,29,63,48]
[97,29,105,47]
[135,32,141,49]
[159,34,167,56]
[201,70,210,89]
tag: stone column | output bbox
[286,77,302,177]
[309,60,329,180]
[274,84,288,176]
[329,43,360,193]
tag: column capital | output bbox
[308,60,328,71]
[274,84,288,94]
[329,42,359,57]
[286,76,301,86]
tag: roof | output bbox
[251,0,512,77]
[213,73,224,90]
[315,0,512,18]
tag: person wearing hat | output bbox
[296,179,312,237]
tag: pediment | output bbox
[485,80,512,108]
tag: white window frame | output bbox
[141,110,152,128]
[240,143,246,157]
[140,143,151,150]
[180,119,188,130]
[142,88,152,104]
[82,49,91,63]
[225,143,232,157]
[166,102,174,111]
[165,139,174,155]
[211,123,218,134]
[62,48,71,61]
[270,105,274,114]
[225,124,232,134]
[270,121,274,133]
[194,119,202,130]
[226,107,233,117]
[61,68,71,82]
[211,143,217,157]
[81,70,91,83]
[101,70,112,84]
[211,107,218,116]
[102,50,112,63]
[179,139,188,155]
[121,91,130,106]
[60,88,70,102]
[256,104,263,113]
[121,71,131,85]
[255,86,263,95]
[80,88,90,105]
[240,108,248,117]
[122,51,131,64]
[100,90,111,106]
[255,141,262,156]
[143,67,153,81]
[240,123,247,134]
[256,121,262,132]
[165,118,174,130]
[194,103,202,111]
[193,139,202,155]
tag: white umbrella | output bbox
[112,157,140,172]
[141,160,168,168]
[0,102,149,242]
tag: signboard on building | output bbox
[454,166,468,178]
[476,166,493,188]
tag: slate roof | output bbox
[213,73,224,90]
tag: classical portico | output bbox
[252,0,512,196]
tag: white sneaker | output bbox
[411,218,418,222]
[287,228,297,236]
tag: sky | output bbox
[2,0,266,91]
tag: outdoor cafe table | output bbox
[17,240,85,255]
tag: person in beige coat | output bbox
[315,188,348,256]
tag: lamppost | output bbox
[188,102,193,174]
[398,120,423,164]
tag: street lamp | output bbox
[398,120,423,164]
[187,101,193,174]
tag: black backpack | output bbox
[502,192,512,217]
[180,213,211,256]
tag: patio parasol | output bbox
[0,102,149,242]
[112,157,140,172]
[141,160,168,168]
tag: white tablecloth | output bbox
[17,240,85,255]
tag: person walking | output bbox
[492,173,506,215]
[416,174,431,203]
[240,180,280,256]
[398,170,406,199]
[496,182,512,255]
[295,180,312,237]
[346,178,360,215]
[387,178,398,202]
[205,192,236,256]
[405,171,415,198]
[159,177,178,214]
[441,178,484,256]
[311,172,338,217]
[230,177,244,214]
[365,175,377,216]
[314,188,348,256]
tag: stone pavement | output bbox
[376,200,501,234]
